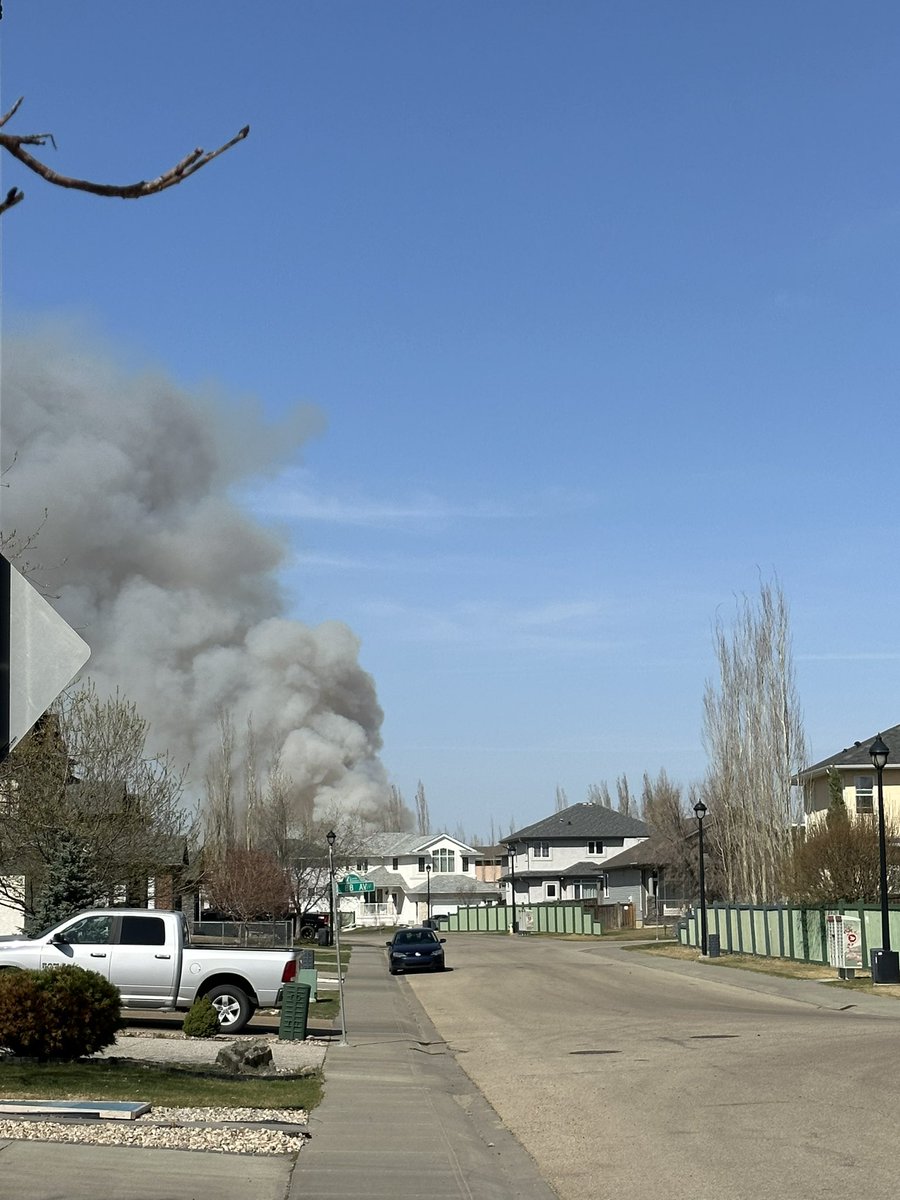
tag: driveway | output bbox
[403,935,900,1200]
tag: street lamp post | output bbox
[325,830,348,1045]
[507,844,519,934]
[425,861,432,922]
[693,799,708,957]
[869,736,900,983]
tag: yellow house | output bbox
[798,726,900,825]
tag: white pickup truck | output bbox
[0,909,303,1033]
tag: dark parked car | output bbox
[385,926,446,974]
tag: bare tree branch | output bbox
[0,98,249,212]
[0,187,23,215]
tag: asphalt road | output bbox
[402,935,900,1200]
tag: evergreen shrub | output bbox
[182,995,220,1038]
[0,965,120,1061]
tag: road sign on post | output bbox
[0,554,91,761]
[337,872,375,894]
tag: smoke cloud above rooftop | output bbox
[1,324,389,818]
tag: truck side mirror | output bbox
[50,932,69,945]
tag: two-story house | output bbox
[503,802,650,908]
[342,832,499,926]
[797,724,900,824]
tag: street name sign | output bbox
[338,872,375,894]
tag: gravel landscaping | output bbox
[0,1030,330,1155]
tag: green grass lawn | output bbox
[0,1058,323,1108]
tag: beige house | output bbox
[799,725,900,823]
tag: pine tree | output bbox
[27,832,103,935]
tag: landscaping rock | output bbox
[215,1038,274,1074]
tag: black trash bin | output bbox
[279,982,311,1040]
[317,926,333,947]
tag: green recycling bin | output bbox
[279,982,311,1040]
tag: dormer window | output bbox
[587,840,603,855]
[433,848,455,873]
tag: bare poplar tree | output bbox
[203,710,236,860]
[415,780,431,836]
[244,716,261,851]
[0,97,248,216]
[702,578,807,904]
[616,775,634,816]
[555,785,568,812]
[586,781,612,807]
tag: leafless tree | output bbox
[203,845,290,923]
[783,801,899,906]
[203,710,236,861]
[702,578,807,904]
[0,96,248,216]
[0,683,191,920]
[381,785,413,832]
[616,774,634,816]
[586,781,612,807]
[415,780,431,836]
[554,785,568,812]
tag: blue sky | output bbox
[2,3,899,836]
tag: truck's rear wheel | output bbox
[205,984,253,1033]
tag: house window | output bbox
[461,856,470,872]
[418,856,427,872]
[532,841,550,859]
[587,840,603,855]
[855,776,874,815]
[545,883,557,900]
[433,848,455,873]
[573,879,597,900]
[392,858,399,871]
[355,859,368,872]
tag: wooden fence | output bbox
[445,901,634,936]
[679,902,900,965]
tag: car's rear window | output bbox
[119,916,167,946]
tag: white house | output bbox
[503,802,650,907]
[341,832,499,927]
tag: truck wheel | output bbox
[299,924,316,941]
[205,984,253,1033]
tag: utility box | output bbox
[871,948,900,984]
[299,949,315,970]
[298,967,318,1000]
[279,982,311,1041]
[317,926,333,947]
[707,934,720,958]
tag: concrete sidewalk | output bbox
[289,939,557,1200]
[0,939,558,1200]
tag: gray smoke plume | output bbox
[0,324,389,818]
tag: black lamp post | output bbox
[425,861,432,922]
[869,735,900,983]
[507,844,519,934]
[693,799,708,957]
[325,829,348,1045]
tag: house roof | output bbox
[362,866,407,889]
[507,803,650,842]
[406,874,497,897]
[360,832,478,856]
[799,724,900,779]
